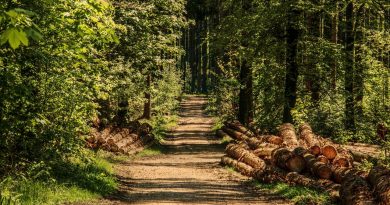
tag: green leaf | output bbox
[0,29,10,45]
[17,30,29,46]
[8,28,21,49]
[5,10,18,18]
[13,8,36,16]
[26,28,43,42]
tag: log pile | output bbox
[218,121,387,204]
[86,122,155,155]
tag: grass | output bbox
[144,114,179,142]
[252,181,333,205]
[0,150,118,205]
[135,143,168,158]
[0,102,181,205]
[220,135,233,145]
[223,166,332,205]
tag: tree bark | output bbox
[368,166,390,205]
[142,73,152,119]
[238,59,253,126]
[279,123,299,147]
[283,1,300,123]
[344,2,356,131]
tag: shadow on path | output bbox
[86,95,290,205]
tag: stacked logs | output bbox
[86,122,155,155]
[218,120,387,204]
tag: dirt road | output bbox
[89,96,290,205]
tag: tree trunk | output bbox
[272,147,305,173]
[253,145,279,158]
[279,123,299,147]
[340,172,375,205]
[238,59,253,126]
[302,152,332,179]
[216,129,230,139]
[190,26,197,93]
[142,73,152,119]
[283,1,300,123]
[226,120,255,138]
[298,123,321,154]
[368,166,390,205]
[344,2,356,131]
[331,2,339,89]
[225,143,267,169]
[321,145,338,160]
[222,127,250,141]
[221,155,254,176]
[355,5,366,120]
[257,135,284,146]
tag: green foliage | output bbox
[0,150,117,205]
[252,181,332,205]
[149,114,179,142]
[0,1,187,204]
[135,144,166,158]
[204,0,389,141]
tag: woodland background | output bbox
[0,0,389,204]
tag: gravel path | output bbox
[84,96,290,205]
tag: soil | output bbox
[79,95,291,205]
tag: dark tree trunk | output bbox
[142,73,152,119]
[196,23,202,93]
[190,26,197,93]
[344,2,355,131]
[238,59,253,126]
[355,6,365,120]
[238,1,254,126]
[331,2,339,90]
[283,1,300,123]
[201,19,208,93]
[116,98,128,126]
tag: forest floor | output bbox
[77,95,291,205]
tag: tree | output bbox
[344,1,355,131]
[283,0,301,123]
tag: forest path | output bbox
[87,95,290,205]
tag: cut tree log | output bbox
[333,147,353,168]
[321,145,338,160]
[225,144,267,169]
[138,123,152,136]
[216,129,230,139]
[340,172,375,205]
[331,166,367,184]
[253,165,287,183]
[317,155,330,164]
[222,127,250,141]
[301,152,332,179]
[292,147,332,179]
[221,155,254,176]
[256,135,284,145]
[246,137,264,150]
[298,123,321,155]
[226,120,255,138]
[278,123,299,147]
[286,172,340,200]
[110,137,134,152]
[87,128,100,143]
[97,127,112,144]
[246,137,279,151]
[368,166,390,205]
[253,143,279,158]
[349,149,378,163]
[272,148,305,173]
[107,133,125,146]
[332,154,351,168]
